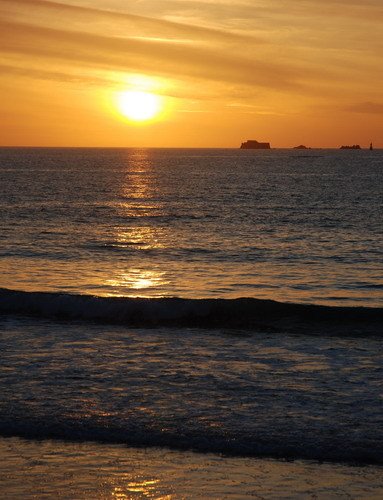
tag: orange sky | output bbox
[1,0,382,147]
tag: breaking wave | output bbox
[0,414,382,465]
[0,288,382,334]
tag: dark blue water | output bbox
[1,316,382,464]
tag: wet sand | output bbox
[1,437,382,499]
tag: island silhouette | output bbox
[239,140,376,150]
[240,140,270,149]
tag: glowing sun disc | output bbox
[117,91,161,121]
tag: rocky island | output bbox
[293,145,310,149]
[240,140,271,149]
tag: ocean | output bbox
[1,147,382,305]
[0,147,382,496]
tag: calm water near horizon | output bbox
[0,147,382,306]
[0,147,382,486]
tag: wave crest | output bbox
[0,288,381,334]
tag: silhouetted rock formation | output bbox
[240,140,270,149]
[340,145,361,149]
[293,145,310,149]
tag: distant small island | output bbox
[238,141,375,150]
[240,140,270,149]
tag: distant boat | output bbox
[240,140,271,149]
[340,145,361,149]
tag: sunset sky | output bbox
[1,0,382,147]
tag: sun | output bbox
[117,91,162,121]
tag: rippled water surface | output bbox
[1,148,383,493]
[1,437,383,499]
[1,316,382,463]
[1,147,382,306]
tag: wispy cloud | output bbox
[0,62,116,86]
[0,0,256,43]
[345,102,383,114]
[0,15,308,92]
[1,0,382,109]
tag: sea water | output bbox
[0,148,382,471]
[0,147,382,305]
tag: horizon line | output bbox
[0,145,381,150]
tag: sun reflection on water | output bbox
[117,149,165,220]
[121,149,155,199]
[104,149,170,297]
[114,226,164,250]
[106,269,169,297]
[112,478,172,499]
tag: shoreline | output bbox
[1,436,383,499]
